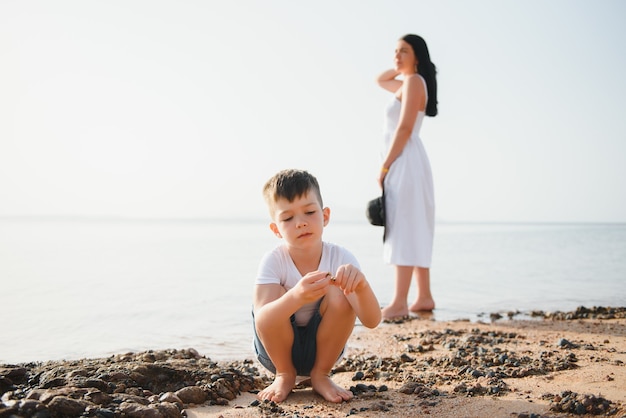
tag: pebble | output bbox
[557,338,580,349]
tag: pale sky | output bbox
[1,0,625,223]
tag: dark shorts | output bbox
[252,307,324,377]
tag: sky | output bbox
[1,0,625,223]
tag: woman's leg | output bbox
[409,267,435,312]
[381,265,413,319]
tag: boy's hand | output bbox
[292,270,332,304]
[330,264,367,295]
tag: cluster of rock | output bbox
[486,305,626,321]
[543,391,618,415]
[529,306,626,320]
[336,324,623,416]
[0,348,263,418]
[338,327,579,399]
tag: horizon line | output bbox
[0,214,625,226]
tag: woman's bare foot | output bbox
[409,297,435,313]
[381,303,409,320]
[310,371,353,403]
[257,372,296,403]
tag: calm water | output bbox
[1,218,625,365]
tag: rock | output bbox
[399,353,415,363]
[39,388,75,403]
[159,392,183,408]
[47,395,87,417]
[119,402,166,418]
[0,377,14,394]
[0,400,19,416]
[130,364,179,389]
[352,371,365,381]
[84,389,112,405]
[18,399,46,416]
[0,366,28,383]
[155,402,181,418]
[40,376,67,389]
[83,378,109,391]
[175,386,207,404]
[25,388,47,400]
[212,379,237,401]
[557,338,579,349]
[94,409,115,418]
[113,393,150,406]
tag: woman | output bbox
[377,34,438,320]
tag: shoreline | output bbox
[1,306,625,417]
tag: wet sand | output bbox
[190,308,626,417]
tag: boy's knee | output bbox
[255,315,291,337]
[254,314,269,332]
[323,293,355,318]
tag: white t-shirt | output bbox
[256,241,360,326]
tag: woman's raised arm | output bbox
[376,69,402,93]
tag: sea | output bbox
[1,218,625,365]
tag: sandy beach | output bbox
[190,308,626,418]
[1,307,624,418]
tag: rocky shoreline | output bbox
[0,348,262,417]
[1,306,625,418]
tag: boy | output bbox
[253,169,381,403]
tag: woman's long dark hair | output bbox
[402,34,438,117]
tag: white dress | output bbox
[382,77,435,267]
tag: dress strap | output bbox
[418,74,428,103]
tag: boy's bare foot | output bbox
[409,298,435,313]
[257,372,296,403]
[310,371,353,403]
[381,304,409,320]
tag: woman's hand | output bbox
[377,166,389,189]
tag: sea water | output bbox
[1,218,625,364]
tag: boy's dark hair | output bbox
[263,169,324,212]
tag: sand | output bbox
[187,310,626,418]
